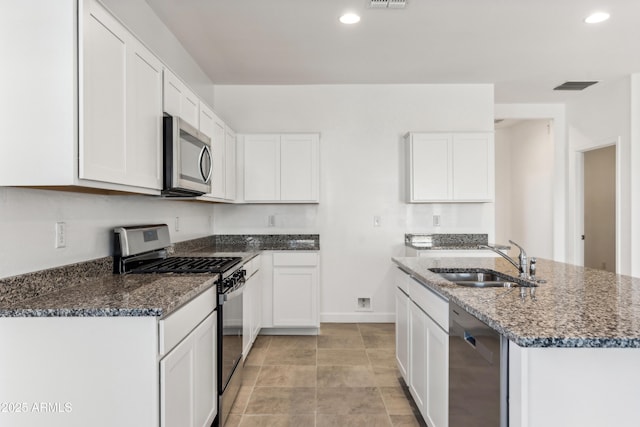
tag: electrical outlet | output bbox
[268,215,275,227]
[433,214,441,227]
[175,216,180,232]
[55,222,66,248]
[373,216,381,227]
[356,297,372,312]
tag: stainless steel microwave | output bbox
[162,114,212,197]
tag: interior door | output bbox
[583,145,616,272]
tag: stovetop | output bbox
[128,256,242,274]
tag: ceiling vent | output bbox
[369,0,407,9]
[553,81,599,91]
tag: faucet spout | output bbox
[478,241,528,279]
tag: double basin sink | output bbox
[429,268,538,288]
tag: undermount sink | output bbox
[429,268,537,288]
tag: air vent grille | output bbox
[388,0,407,8]
[369,0,389,8]
[369,0,407,8]
[553,81,598,91]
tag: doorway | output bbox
[583,145,616,272]
[494,119,554,259]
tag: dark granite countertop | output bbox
[393,256,640,348]
[405,243,511,250]
[0,272,217,318]
[0,234,319,318]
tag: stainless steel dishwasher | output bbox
[449,302,508,427]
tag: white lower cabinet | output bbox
[395,286,410,380]
[161,312,216,427]
[159,289,217,427]
[272,252,319,327]
[259,251,320,330]
[424,313,448,427]
[395,267,449,427]
[409,300,428,410]
[243,255,262,357]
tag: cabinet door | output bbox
[243,275,254,357]
[163,69,182,118]
[273,266,318,327]
[408,134,452,202]
[126,38,163,189]
[244,135,280,201]
[281,134,319,202]
[452,133,493,201]
[80,0,127,184]
[395,287,410,382]
[252,268,262,338]
[160,332,195,427]
[161,312,217,427]
[224,126,237,201]
[425,315,448,427]
[409,300,427,413]
[162,69,198,128]
[193,313,216,427]
[205,110,226,199]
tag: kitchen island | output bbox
[393,255,640,427]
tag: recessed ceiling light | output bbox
[585,12,610,24]
[339,13,361,24]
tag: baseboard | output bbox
[320,312,395,323]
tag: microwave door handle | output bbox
[199,145,213,184]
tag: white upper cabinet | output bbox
[80,0,162,190]
[163,69,199,129]
[200,105,226,199]
[125,38,163,189]
[199,108,236,202]
[80,0,127,185]
[2,0,164,193]
[244,134,281,201]
[224,126,237,201]
[243,133,319,203]
[406,132,494,202]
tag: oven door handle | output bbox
[222,282,246,303]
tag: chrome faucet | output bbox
[478,240,528,279]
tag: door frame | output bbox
[574,138,621,272]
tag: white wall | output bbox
[494,126,512,246]
[495,120,554,259]
[565,77,631,274]
[494,104,566,262]
[0,188,213,279]
[213,84,494,322]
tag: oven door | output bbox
[218,282,244,426]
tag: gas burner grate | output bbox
[131,256,241,274]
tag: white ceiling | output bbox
[145,0,640,103]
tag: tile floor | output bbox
[225,323,426,427]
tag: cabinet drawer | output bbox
[408,278,448,331]
[159,287,215,356]
[245,254,261,278]
[273,252,318,267]
[394,267,411,294]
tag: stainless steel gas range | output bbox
[113,224,246,427]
